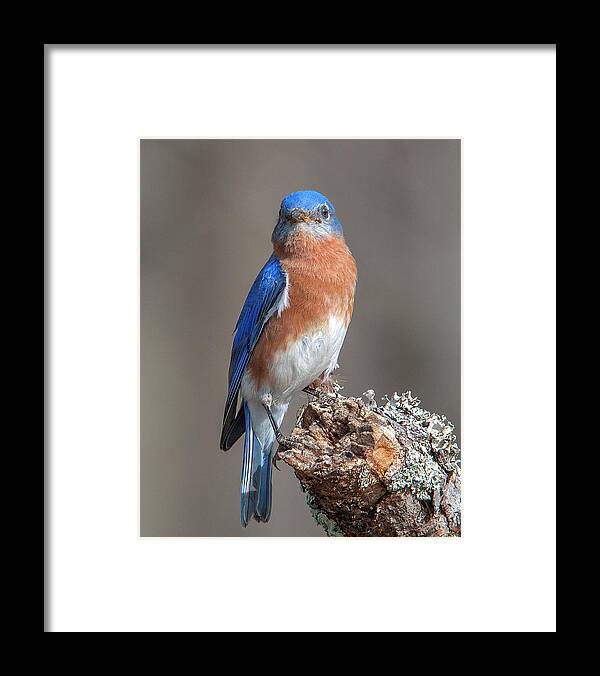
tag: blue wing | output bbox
[220,254,286,450]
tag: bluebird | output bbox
[220,190,357,526]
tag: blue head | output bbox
[272,190,343,245]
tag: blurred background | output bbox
[141,139,461,536]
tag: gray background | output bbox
[141,139,460,537]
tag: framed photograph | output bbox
[46,45,556,632]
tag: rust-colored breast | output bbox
[248,233,357,386]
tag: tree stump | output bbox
[277,389,461,537]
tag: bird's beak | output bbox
[289,209,320,225]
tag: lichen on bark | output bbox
[277,389,461,537]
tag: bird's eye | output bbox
[321,204,330,220]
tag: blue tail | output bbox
[256,452,273,522]
[240,403,274,527]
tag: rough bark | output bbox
[277,389,461,537]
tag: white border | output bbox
[48,46,556,632]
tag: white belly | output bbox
[241,315,348,404]
[270,315,348,401]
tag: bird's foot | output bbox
[261,393,294,452]
[275,432,294,451]
[304,375,339,397]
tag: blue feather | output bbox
[220,254,286,451]
[240,403,257,527]
[240,403,275,526]
[255,453,273,522]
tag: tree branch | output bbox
[277,389,461,537]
